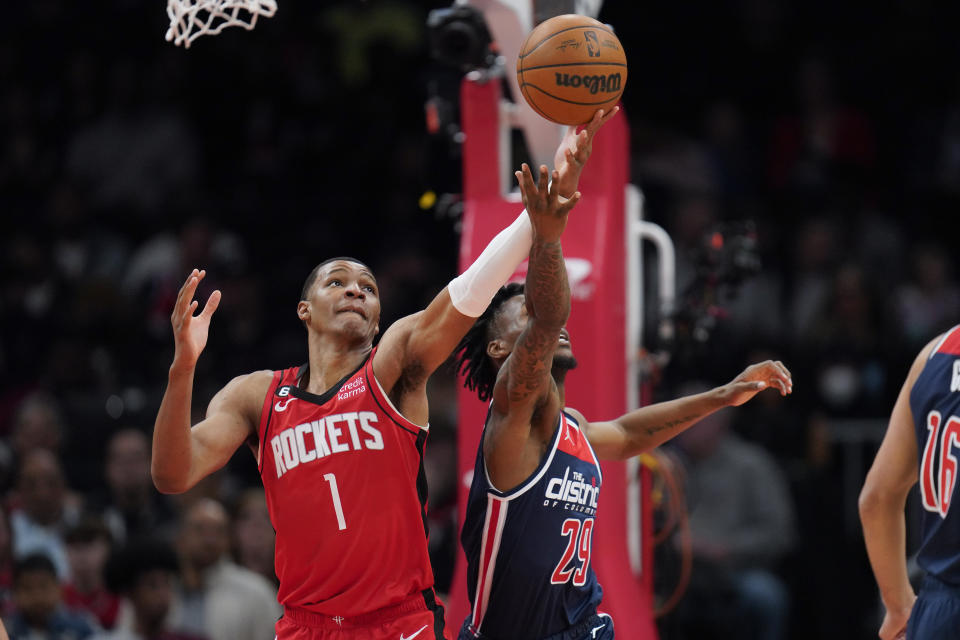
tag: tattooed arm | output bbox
[578,360,794,460]
[484,164,580,490]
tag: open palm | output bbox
[171,269,221,367]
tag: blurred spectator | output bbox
[121,220,244,341]
[3,553,95,640]
[97,430,174,546]
[64,62,198,216]
[229,490,275,587]
[769,55,875,192]
[668,384,796,640]
[62,517,119,631]
[788,216,842,341]
[702,100,758,202]
[893,243,960,350]
[9,450,81,580]
[8,394,65,462]
[98,539,206,640]
[803,264,889,416]
[168,499,279,640]
[0,510,13,618]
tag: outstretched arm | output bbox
[583,360,793,460]
[553,107,619,198]
[859,338,934,640]
[494,164,579,413]
[484,165,580,489]
[373,109,614,396]
[151,270,261,494]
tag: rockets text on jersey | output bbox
[257,350,441,621]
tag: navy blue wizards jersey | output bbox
[460,410,604,639]
[910,325,960,585]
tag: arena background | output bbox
[2,1,960,639]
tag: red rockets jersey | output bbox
[257,350,436,617]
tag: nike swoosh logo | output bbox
[590,623,606,638]
[400,624,429,640]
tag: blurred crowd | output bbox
[2,1,960,639]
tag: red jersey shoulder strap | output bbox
[365,348,428,433]
[257,367,298,472]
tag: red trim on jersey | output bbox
[934,325,960,357]
[556,414,603,483]
[257,369,286,473]
[472,497,507,631]
[364,354,427,433]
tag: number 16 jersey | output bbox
[257,350,438,618]
[911,324,960,585]
[460,409,604,639]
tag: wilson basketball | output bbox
[516,14,627,125]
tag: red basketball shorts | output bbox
[276,592,451,640]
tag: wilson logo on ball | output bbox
[554,72,623,95]
[516,14,628,125]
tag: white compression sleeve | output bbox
[447,210,533,317]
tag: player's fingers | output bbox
[772,378,788,395]
[548,169,561,200]
[774,360,792,378]
[518,163,537,195]
[200,290,222,320]
[600,105,620,125]
[585,109,605,135]
[557,191,581,215]
[174,269,201,317]
[537,164,550,195]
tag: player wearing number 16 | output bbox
[149,120,612,640]
[860,325,960,640]
[453,162,794,639]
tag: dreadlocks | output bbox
[454,282,525,402]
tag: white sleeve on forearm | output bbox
[447,210,532,317]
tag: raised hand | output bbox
[516,163,581,244]
[716,360,793,407]
[171,269,222,370]
[553,106,620,197]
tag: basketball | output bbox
[516,14,627,125]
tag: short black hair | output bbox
[64,514,112,546]
[300,256,371,301]
[13,553,58,583]
[453,283,524,402]
[104,538,180,594]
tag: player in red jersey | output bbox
[150,110,618,640]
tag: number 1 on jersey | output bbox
[323,473,347,530]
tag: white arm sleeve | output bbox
[447,210,532,317]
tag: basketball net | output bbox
[165,0,277,48]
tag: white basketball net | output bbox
[165,0,277,48]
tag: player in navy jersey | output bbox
[150,110,618,640]
[860,325,960,640]
[452,163,794,640]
